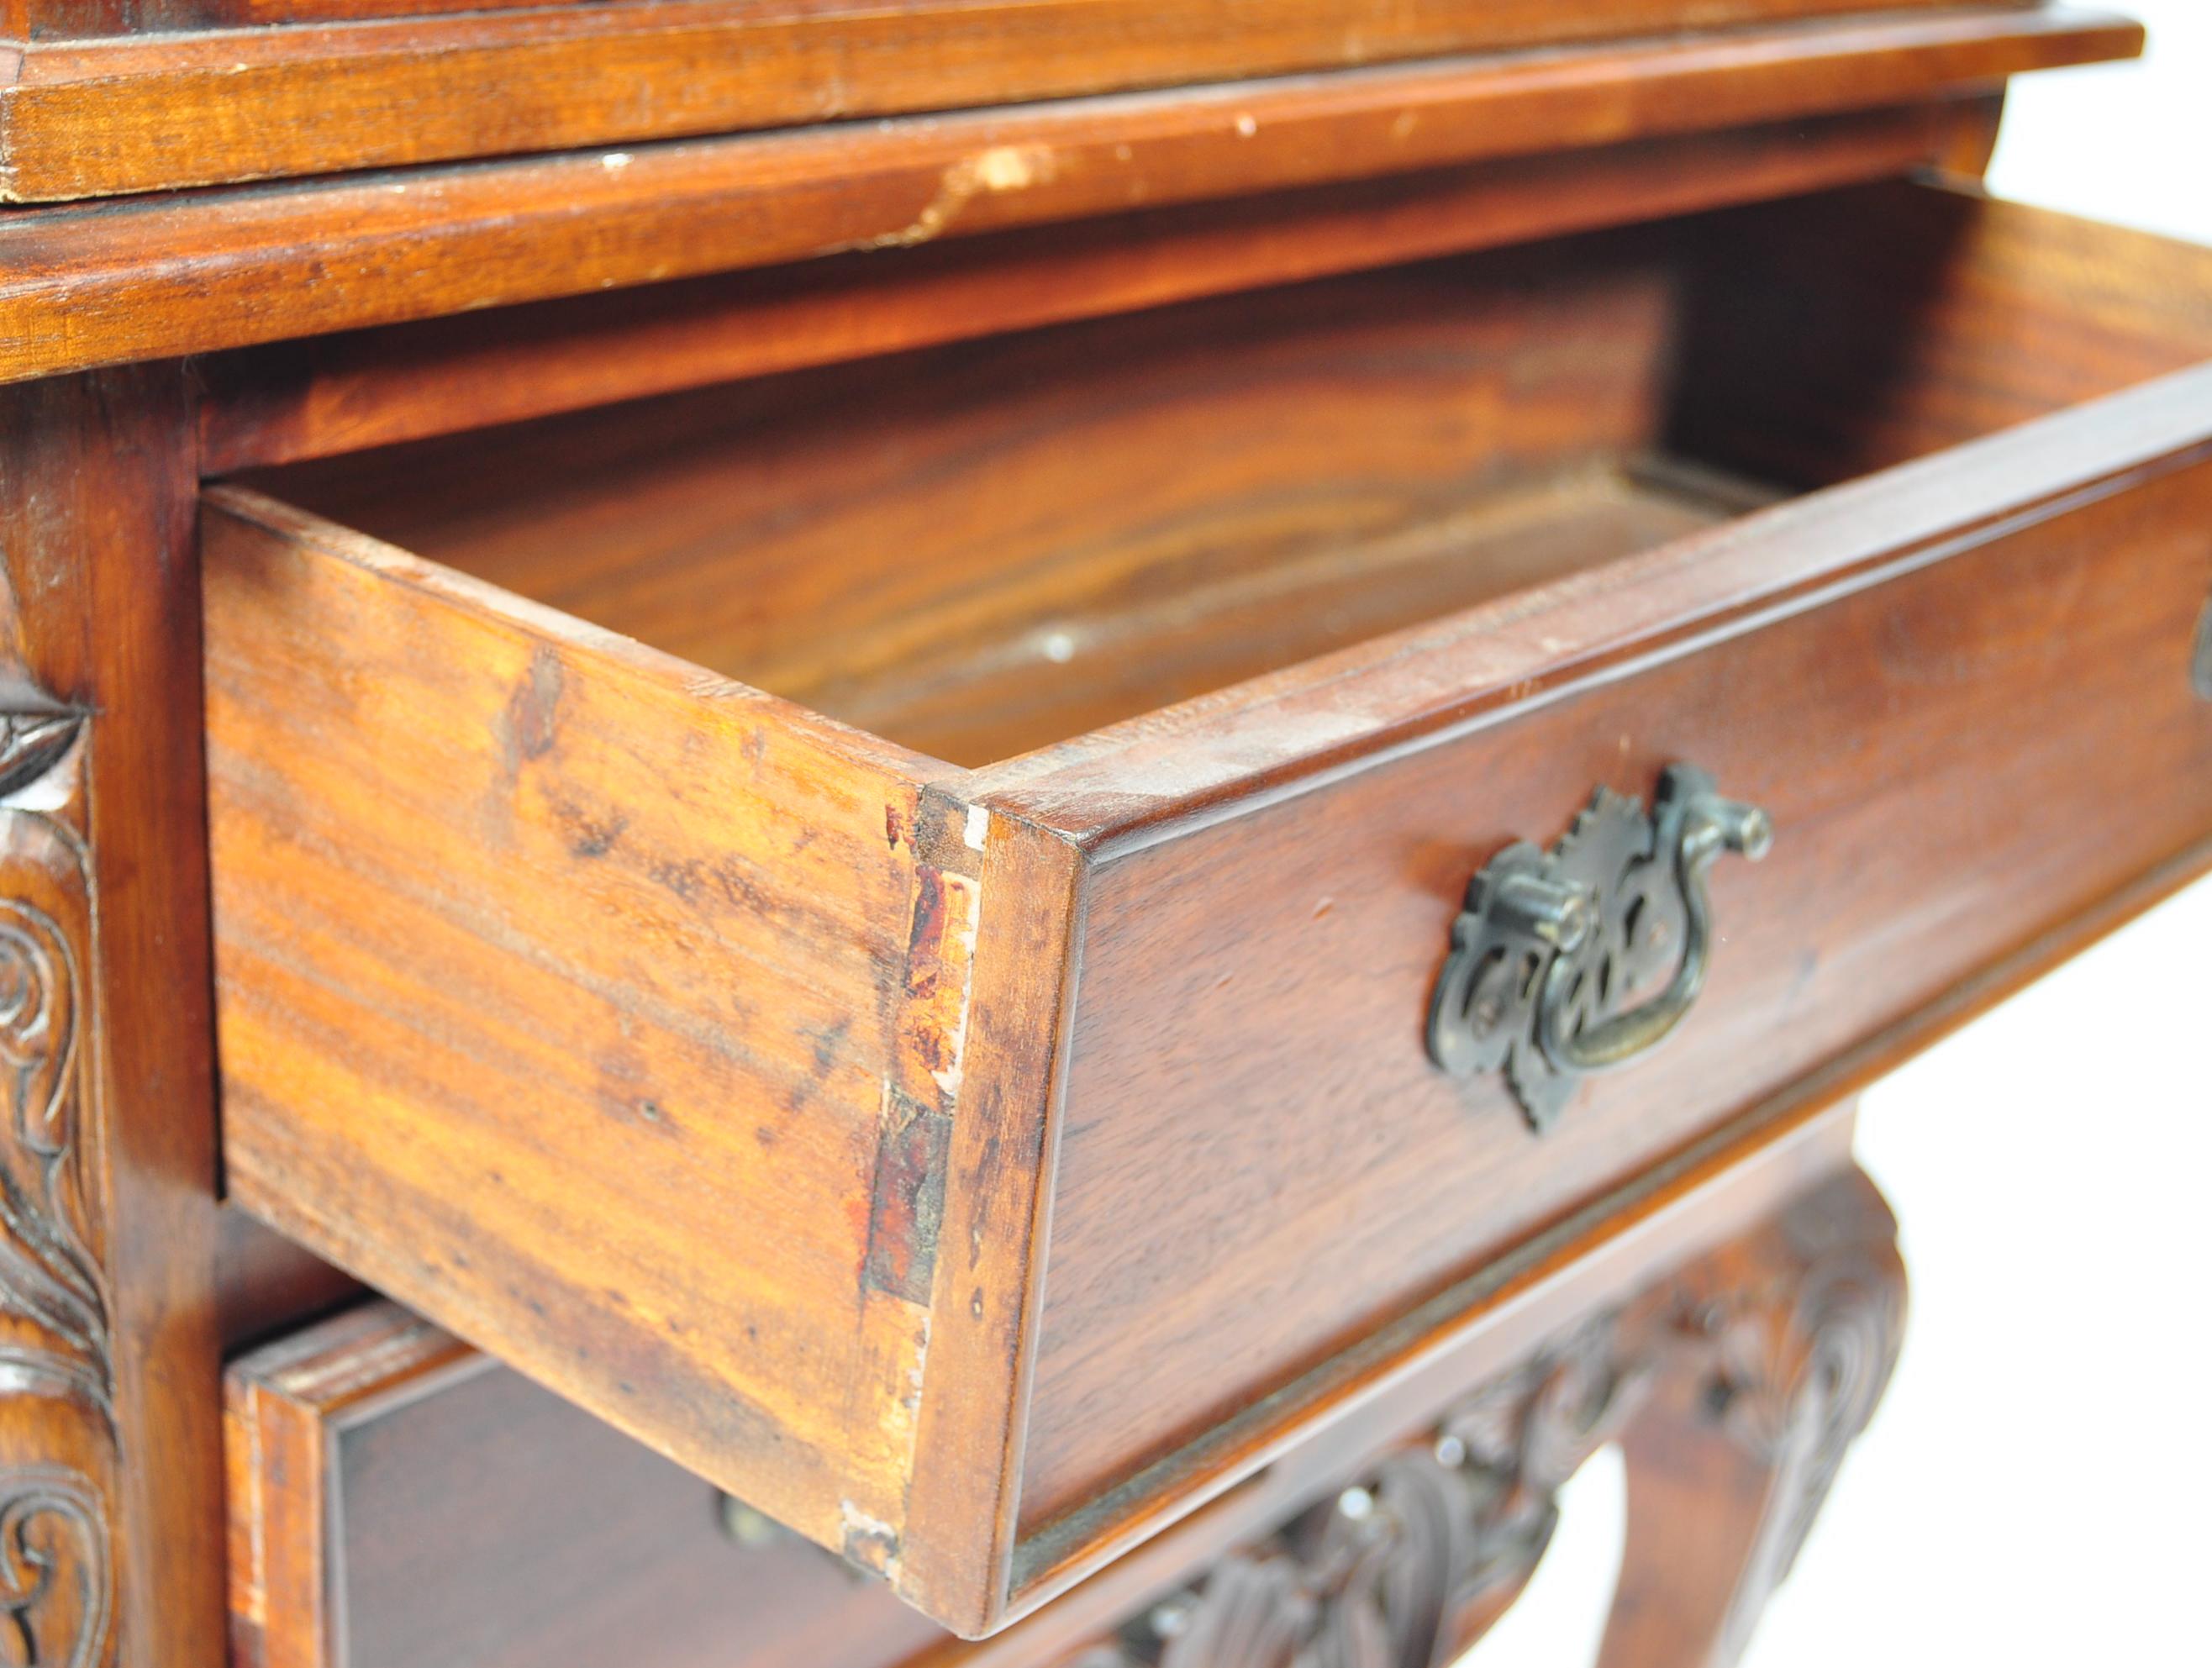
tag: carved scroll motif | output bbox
[1056,1171,1904,1668]
[1693,1172,1909,1633]
[0,707,113,1668]
[1061,1317,1652,1668]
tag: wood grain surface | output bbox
[1010,444,2212,1529]
[224,1302,948,1668]
[1,0,2112,200]
[970,189,2212,1539]
[205,491,959,1561]
[1,8,2132,382]
[239,250,1738,767]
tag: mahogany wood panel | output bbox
[0,0,2104,200]
[205,185,2212,1634]
[204,493,961,1562]
[0,370,227,1665]
[5,4,2107,386]
[225,1107,1872,1668]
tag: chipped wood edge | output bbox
[895,797,1088,1636]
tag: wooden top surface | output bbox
[0,8,2141,387]
[2,0,2063,203]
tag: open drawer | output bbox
[204,180,2212,1634]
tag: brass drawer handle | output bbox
[1426,764,1771,1133]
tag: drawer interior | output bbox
[239,182,2209,770]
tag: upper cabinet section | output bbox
[0,1,2143,201]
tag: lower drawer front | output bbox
[225,1304,946,1668]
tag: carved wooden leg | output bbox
[1597,1170,1907,1668]
[0,370,227,1666]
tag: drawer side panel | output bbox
[203,490,949,1551]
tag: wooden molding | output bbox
[0,0,2125,202]
[193,103,1983,471]
[0,8,2140,387]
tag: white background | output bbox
[1470,8,2212,1661]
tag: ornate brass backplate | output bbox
[1425,764,1771,1134]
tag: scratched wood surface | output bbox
[0,1,2111,201]
[206,183,2212,1633]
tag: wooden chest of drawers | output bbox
[199,179,2212,1633]
[0,3,2199,1663]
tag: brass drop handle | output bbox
[1536,780,1770,1073]
[1425,765,1772,1133]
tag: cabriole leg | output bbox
[1597,1170,1907,1668]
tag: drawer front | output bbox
[1008,442,2212,1534]
[224,1305,945,1668]
[206,183,2212,1634]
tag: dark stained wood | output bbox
[0,368,227,1666]
[1668,177,2212,485]
[0,1,2115,201]
[0,0,2194,1656]
[6,5,2106,386]
[856,192,2212,1539]
[204,183,2212,1634]
[1052,1164,1904,1668]
[215,1208,360,1355]
[224,1104,1874,1667]
[192,102,1988,473]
